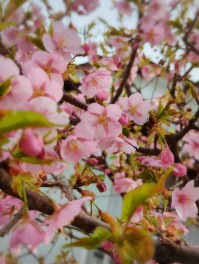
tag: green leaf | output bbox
[0,111,54,134]
[122,183,157,222]
[13,152,55,164]
[0,78,12,97]
[64,227,111,249]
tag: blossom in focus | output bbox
[60,135,97,163]
[171,180,199,221]
[119,93,151,125]
[76,103,122,140]
[42,21,84,59]
[81,69,112,98]
[98,135,138,154]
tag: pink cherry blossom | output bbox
[23,51,69,85]
[173,163,187,177]
[0,196,23,226]
[60,134,97,163]
[114,1,133,16]
[81,69,112,98]
[119,93,151,125]
[42,21,84,59]
[140,149,187,177]
[45,196,92,242]
[171,180,199,221]
[10,221,45,252]
[72,0,99,15]
[60,94,86,118]
[100,57,119,71]
[76,103,122,140]
[147,0,168,21]
[96,89,109,101]
[108,36,128,49]
[183,130,199,160]
[0,56,32,109]
[26,67,63,102]
[98,135,138,154]
[19,128,44,157]
[114,172,142,194]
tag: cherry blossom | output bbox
[98,135,138,154]
[10,218,45,252]
[140,148,187,177]
[42,21,84,59]
[171,180,199,221]
[25,67,63,102]
[19,129,44,157]
[72,0,99,15]
[119,92,151,125]
[76,103,122,139]
[183,130,199,160]
[0,56,32,109]
[114,1,133,16]
[60,135,97,163]
[81,69,112,98]
[114,172,142,194]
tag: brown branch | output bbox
[137,147,161,156]
[111,44,138,103]
[154,240,199,264]
[62,92,88,111]
[174,107,199,141]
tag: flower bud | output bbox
[96,181,107,192]
[96,89,109,101]
[173,163,187,177]
[119,114,128,125]
[19,129,44,157]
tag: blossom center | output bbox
[178,194,190,205]
[68,140,79,152]
[97,114,108,125]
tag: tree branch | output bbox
[174,107,199,141]
[62,92,88,111]
[111,44,138,103]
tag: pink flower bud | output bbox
[96,89,109,101]
[19,129,44,157]
[104,168,111,175]
[81,43,90,56]
[101,241,114,251]
[160,148,174,166]
[173,163,187,177]
[140,136,147,142]
[96,181,107,192]
[87,158,99,165]
[119,114,128,125]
